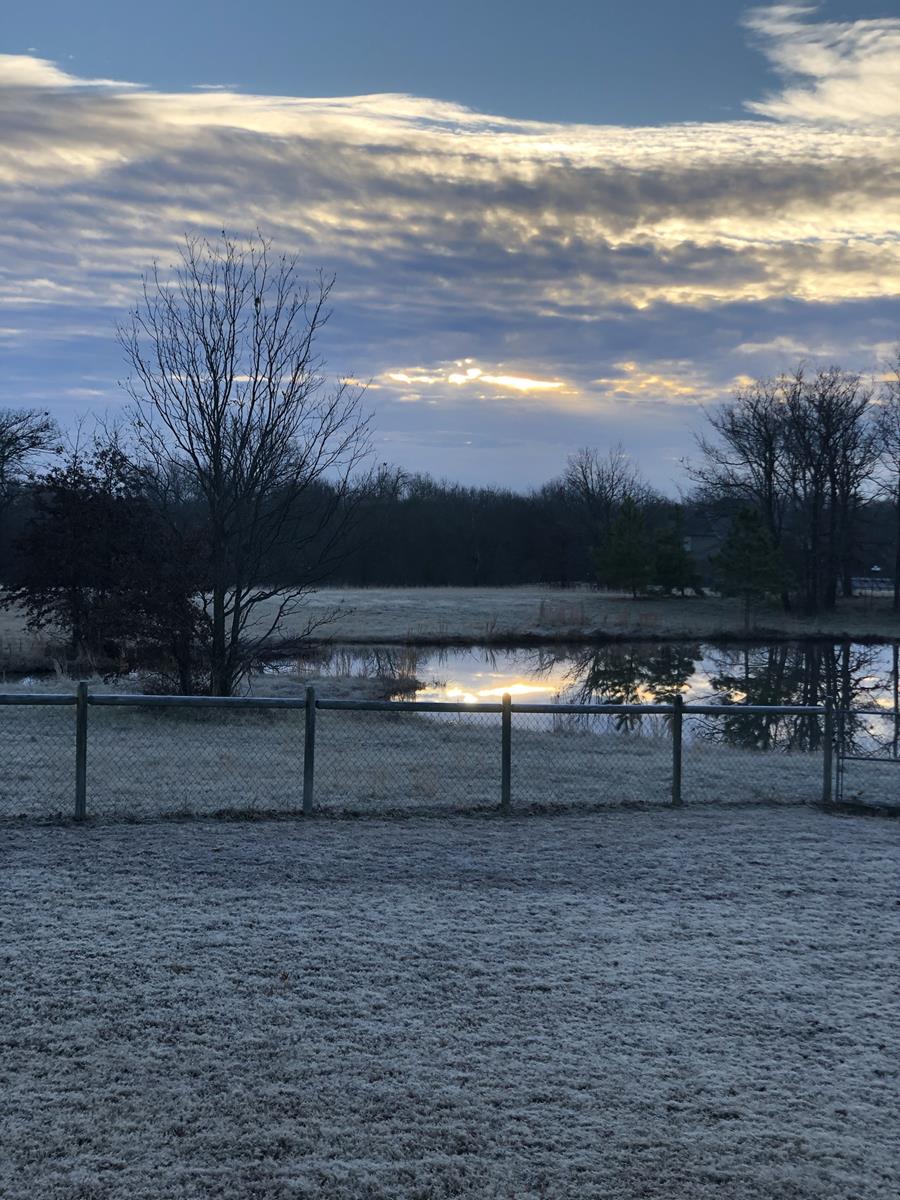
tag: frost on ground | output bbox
[1,807,898,1199]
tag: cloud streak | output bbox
[1,4,899,487]
[745,3,900,122]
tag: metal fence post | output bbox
[74,681,88,820]
[303,686,316,815]
[822,699,834,806]
[671,694,684,807]
[500,692,512,813]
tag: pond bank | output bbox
[261,587,900,647]
[3,587,900,678]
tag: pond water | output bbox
[287,639,897,707]
[282,639,900,756]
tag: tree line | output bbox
[1,233,899,694]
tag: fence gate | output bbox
[835,707,900,806]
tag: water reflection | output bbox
[279,639,900,754]
[521,644,698,731]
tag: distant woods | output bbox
[339,365,900,616]
[1,270,900,693]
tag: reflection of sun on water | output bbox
[424,680,561,704]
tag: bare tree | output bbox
[564,444,653,535]
[690,378,794,550]
[875,355,900,611]
[119,233,371,695]
[0,407,59,515]
[691,368,877,614]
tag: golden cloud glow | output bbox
[591,361,720,404]
[2,43,900,316]
[385,362,569,396]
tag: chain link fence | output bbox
[0,687,839,824]
[0,699,74,820]
[835,708,900,807]
[511,709,673,808]
[681,711,826,807]
[86,703,306,820]
[314,707,500,814]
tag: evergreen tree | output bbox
[593,497,653,598]
[713,507,785,631]
[1,441,203,687]
[654,511,699,595]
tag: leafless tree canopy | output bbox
[0,408,59,511]
[119,233,371,694]
[690,367,879,613]
[874,355,900,610]
[564,445,655,534]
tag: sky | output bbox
[2,1,900,491]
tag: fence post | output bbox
[822,699,834,806]
[74,681,88,821]
[500,692,512,814]
[671,694,684,807]
[303,686,316,815]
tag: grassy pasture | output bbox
[257,586,900,644]
[1,808,897,1199]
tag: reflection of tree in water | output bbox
[291,644,430,684]
[295,638,900,757]
[527,639,900,753]
[526,643,698,730]
[700,642,887,752]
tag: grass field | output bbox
[3,586,900,676]
[2,807,897,1199]
[258,586,900,644]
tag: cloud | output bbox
[745,3,900,123]
[386,363,569,397]
[0,54,142,90]
[0,7,899,488]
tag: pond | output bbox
[285,639,897,706]
[280,639,900,756]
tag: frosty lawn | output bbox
[1,808,897,1199]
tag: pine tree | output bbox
[654,511,699,595]
[713,507,785,631]
[593,498,653,598]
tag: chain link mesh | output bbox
[0,696,843,824]
[836,709,900,805]
[85,704,305,819]
[682,712,824,806]
[511,710,672,808]
[314,708,500,814]
[0,704,74,820]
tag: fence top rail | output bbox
[318,699,504,713]
[684,703,824,717]
[88,693,310,710]
[512,702,824,716]
[509,702,674,716]
[0,691,833,717]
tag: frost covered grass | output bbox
[0,701,825,822]
[265,586,900,644]
[1,807,897,1199]
[3,586,900,676]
